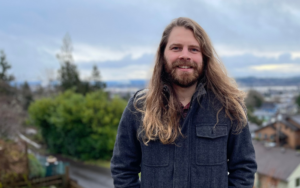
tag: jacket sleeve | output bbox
[227,121,257,188]
[110,97,141,188]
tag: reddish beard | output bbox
[164,59,202,88]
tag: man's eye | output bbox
[191,48,199,52]
[172,47,180,50]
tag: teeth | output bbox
[179,66,189,69]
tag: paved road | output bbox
[56,156,114,188]
[69,161,114,188]
[25,134,114,188]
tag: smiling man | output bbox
[111,17,257,188]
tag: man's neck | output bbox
[172,83,197,106]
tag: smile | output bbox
[177,66,192,69]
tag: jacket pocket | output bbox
[141,140,170,167]
[195,125,227,165]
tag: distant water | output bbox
[239,85,300,92]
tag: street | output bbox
[68,160,114,188]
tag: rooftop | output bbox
[253,140,300,181]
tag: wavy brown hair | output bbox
[135,17,247,145]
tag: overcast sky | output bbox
[1,0,300,83]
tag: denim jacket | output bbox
[111,82,257,188]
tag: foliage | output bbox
[245,90,264,109]
[296,94,300,108]
[247,108,263,126]
[0,50,15,95]
[84,159,111,168]
[0,51,24,139]
[90,65,106,90]
[28,153,45,178]
[0,50,14,82]
[57,34,81,93]
[244,90,264,126]
[28,90,127,161]
[56,35,106,95]
[20,81,34,110]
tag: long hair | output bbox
[135,17,247,145]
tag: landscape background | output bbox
[1,1,300,188]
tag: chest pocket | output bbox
[141,140,170,167]
[195,125,228,165]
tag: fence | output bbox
[0,166,84,188]
[1,175,64,188]
[32,151,69,177]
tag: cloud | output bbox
[250,64,300,72]
[2,0,300,81]
[215,45,284,58]
[80,64,151,81]
[222,53,300,77]
[73,44,156,63]
[215,44,300,60]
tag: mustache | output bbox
[171,60,197,69]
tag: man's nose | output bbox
[179,48,191,61]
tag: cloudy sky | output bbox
[1,0,300,83]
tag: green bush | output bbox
[28,90,127,161]
[28,153,45,178]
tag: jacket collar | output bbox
[193,75,207,102]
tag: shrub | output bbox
[28,90,127,160]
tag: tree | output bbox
[0,50,24,139]
[0,50,14,95]
[57,34,81,92]
[296,95,300,108]
[245,90,264,110]
[247,111,263,126]
[244,90,264,126]
[20,81,33,110]
[0,95,24,139]
[0,50,14,82]
[90,65,106,91]
[28,90,127,160]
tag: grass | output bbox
[84,159,141,179]
[84,159,111,169]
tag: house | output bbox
[253,102,278,122]
[248,122,259,138]
[254,115,300,149]
[253,141,300,188]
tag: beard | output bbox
[163,59,203,88]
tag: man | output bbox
[111,17,257,188]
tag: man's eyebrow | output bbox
[169,43,200,48]
[188,45,200,48]
[169,43,183,47]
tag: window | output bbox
[264,134,268,139]
[296,177,300,187]
[259,133,262,139]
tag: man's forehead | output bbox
[167,27,200,47]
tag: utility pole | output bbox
[276,114,282,147]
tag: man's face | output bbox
[164,26,204,88]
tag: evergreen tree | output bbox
[0,50,14,95]
[0,50,14,82]
[296,95,300,108]
[91,65,106,90]
[57,34,81,92]
[20,81,33,110]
